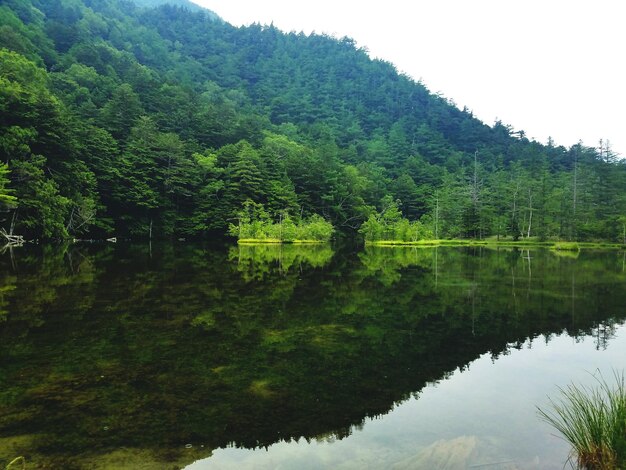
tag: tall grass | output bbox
[537,371,626,469]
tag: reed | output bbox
[537,371,626,470]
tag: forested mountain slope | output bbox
[0,0,624,240]
[132,0,211,15]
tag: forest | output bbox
[0,0,625,242]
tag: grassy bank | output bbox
[365,239,625,250]
[237,238,328,245]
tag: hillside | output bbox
[0,0,624,240]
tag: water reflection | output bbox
[228,243,334,280]
[0,244,624,469]
[192,327,626,470]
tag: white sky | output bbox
[192,0,625,157]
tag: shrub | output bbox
[230,203,333,242]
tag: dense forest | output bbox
[0,0,624,241]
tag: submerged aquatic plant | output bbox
[5,457,25,470]
[537,370,626,470]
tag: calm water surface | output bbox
[0,243,625,469]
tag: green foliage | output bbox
[132,0,208,13]
[0,163,17,208]
[359,197,434,243]
[0,48,97,237]
[229,201,334,242]
[99,83,144,141]
[10,155,70,237]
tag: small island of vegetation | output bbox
[228,201,333,244]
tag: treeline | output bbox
[361,155,626,243]
[0,0,624,241]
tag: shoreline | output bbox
[365,239,626,250]
[237,239,329,245]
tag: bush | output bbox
[230,203,333,242]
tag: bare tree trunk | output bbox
[523,250,532,294]
[66,206,75,233]
[1,228,24,245]
[572,147,578,240]
[9,210,17,236]
[471,151,481,238]
[435,191,439,239]
[511,181,520,239]
[526,191,533,239]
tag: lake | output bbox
[0,243,625,469]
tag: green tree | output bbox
[0,162,17,208]
[99,83,144,141]
[10,155,70,237]
[114,116,189,236]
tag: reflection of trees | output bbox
[228,243,334,281]
[0,245,625,468]
[358,246,626,339]
[357,246,433,286]
[0,274,16,322]
[0,244,99,328]
[593,322,617,350]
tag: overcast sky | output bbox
[192,0,625,157]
